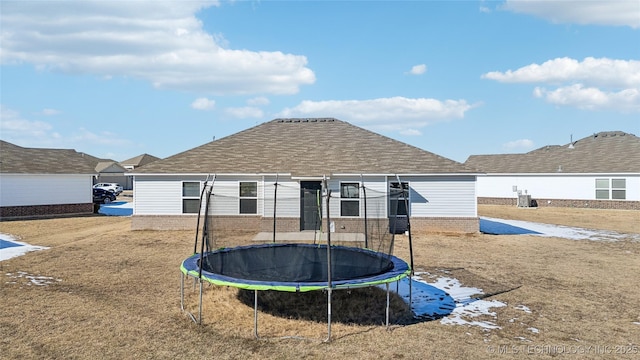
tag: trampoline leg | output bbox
[385,283,390,329]
[254,290,259,339]
[198,279,203,324]
[180,273,185,311]
[324,288,332,343]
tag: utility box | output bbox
[518,194,532,208]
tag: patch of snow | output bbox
[384,272,507,329]
[633,322,640,326]
[0,233,49,262]
[515,336,532,342]
[481,217,640,242]
[515,304,532,313]
[528,327,539,334]
[5,271,62,286]
[99,201,133,216]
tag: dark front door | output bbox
[300,181,322,230]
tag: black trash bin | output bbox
[389,216,408,234]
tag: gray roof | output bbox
[136,118,475,176]
[0,140,97,174]
[120,153,160,167]
[464,131,640,174]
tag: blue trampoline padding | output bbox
[0,239,23,249]
[181,243,411,292]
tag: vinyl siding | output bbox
[263,176,300,218]
[0,174,93,206]
[476,174,640,201]
[387,176,477,217]
[133,174,477,218]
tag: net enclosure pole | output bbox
[361,174,368,249]
[272,174,278,243]
[395,174,414,305]
[323,176,333,342]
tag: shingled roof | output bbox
[464,131,640,174]
[120,153,160,168]
[0,140,97,174]
[135,118,475,176]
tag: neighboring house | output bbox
[464,131,640,210]
[131,118,480,233]
[95,160,130,189]
[119,154,160,190]
[120,153,160,171]
[0,140,97,218]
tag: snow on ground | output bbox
[384,271,507,330]
[481,217,640,242]
[99,201,133,216]
[0,234,49,262]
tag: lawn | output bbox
[1,206,638,359]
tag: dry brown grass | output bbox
[1,207,639,359]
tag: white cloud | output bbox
[191,97,216,110]
[503,139,535,150]
[41,108,61,116]
[400,129,422,136]
[0,105,132,150]
[534,84,640,112]
[482,57,640,88]
[277,96,476,133]
[247,96,270,106]
[0,1,315,95]
[408,64,427,75]
[483,57,640,112]
[225,106,264,119]
[0,106,55,140]
[502,0,640,29]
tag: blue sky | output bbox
[1,0,639,163]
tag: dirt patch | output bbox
[1,207,639,359]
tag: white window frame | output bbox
[339,182,360,217]
[239,181,258,214]
[182,181,201,214]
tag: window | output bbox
[182,182,200,213]
[595,178,627,200]
[612,179,626,200]
[389,182,409,216]
[340,182,360,217]
[595,179,609,199]
[239,182,257,214]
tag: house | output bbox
[464,131,640,210]
[0,140,97,218]
[131,118,480,233]
[120,153,160,171]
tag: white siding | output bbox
[208,176,264,216]
[477,174,640,201]
[392,176,477,217]
[0,174,93,206]
[263,176,300,218]
[133,174,478,218]
[133,175,186,215]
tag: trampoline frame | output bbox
[180,175,414,341]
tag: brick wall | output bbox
[0,203,94,219]
[478,197,640,210]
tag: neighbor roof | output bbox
[465,131,640,173]
[135,118,476,176]
[0,140,97,174]
[120,153,160,168]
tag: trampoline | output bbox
[179,175,414,341]
[180,243,410,292]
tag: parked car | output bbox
[93,188,116,204]
[93,182,123,195]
